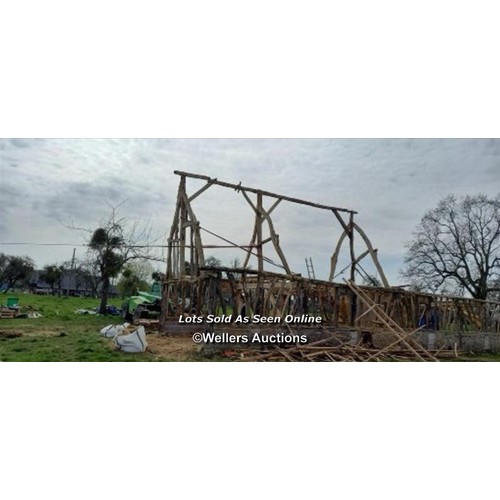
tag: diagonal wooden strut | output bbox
[344,279,438,361]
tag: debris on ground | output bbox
[75,309,98,315]
[103,305,121,315]
[0,307,18,319]
[76,305,122,316]
[238,334,459,362]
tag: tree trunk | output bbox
[99,276,110,314]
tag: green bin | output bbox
[7,297,19,308]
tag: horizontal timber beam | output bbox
[174,170,357,214]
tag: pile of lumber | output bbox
[240,337,458,362]
[241,281,461,362]
[0,307,18,319]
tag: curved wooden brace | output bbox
[329,230,349,282]
[353,223,389,287]
[260,205,292,275]
[329,223,389,287]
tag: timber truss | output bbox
[166,170,389,285]
[161,171,500,338]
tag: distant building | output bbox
[29,270,117,297]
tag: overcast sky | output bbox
[0,138,499,284]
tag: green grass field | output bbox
[1,293,498,362]
[0,294,169,361]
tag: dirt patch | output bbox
[146,334,198,361]
[21,328,65,338]
[0,330,23,338]
[0,322,66,337]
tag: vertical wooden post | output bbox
[349,213,357,325]
[179,176,187,276]
[349,213,355,282]
[256,192,264,313]
[256,192,264,274]
[190,224,194,275]
[194,222,203,274]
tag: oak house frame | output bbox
[159,171,500,337]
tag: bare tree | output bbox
[229,256,241,268]
[69,202,157,313]
[402,194,500,300]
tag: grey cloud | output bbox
[0,181,26,239]
[10,138,32,148]
[1,138,30,149]
[41,181,125,221]
[1,138,499,283]
[0,138,47,151]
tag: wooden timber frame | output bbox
[160,171,500,338]
[161,171,389,328]
[165,171,388,282]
